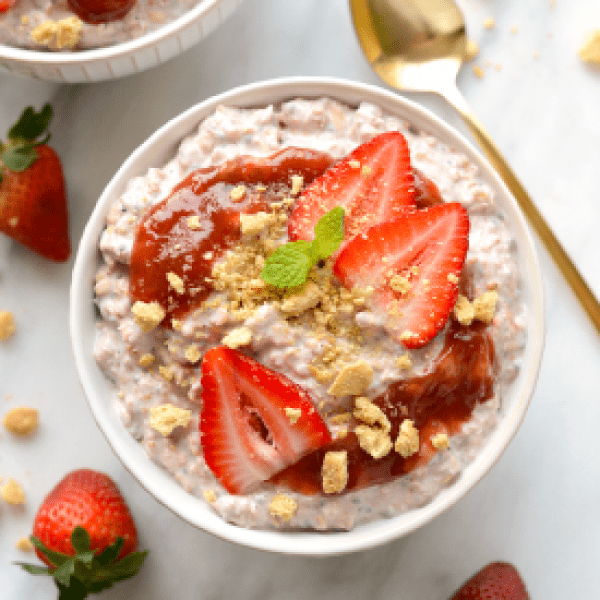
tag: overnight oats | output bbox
[93,98,526,531]
[0,0,203,50]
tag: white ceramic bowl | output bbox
[70,77,545,555]
[0,0,242,82]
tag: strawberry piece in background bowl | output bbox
[70,77,544,556]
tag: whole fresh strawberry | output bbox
[18,469,147,599]
[0,104,70,262]
[451,562,530,600]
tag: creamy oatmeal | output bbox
[93,98,526,530]
[0,0,202,50]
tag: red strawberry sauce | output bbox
[130,148,335,323]
[273,320,495,494]
[131,147,495,495]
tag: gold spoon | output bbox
[350,0,600,333]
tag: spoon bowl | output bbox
[350,0,600,333]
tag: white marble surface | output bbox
[1,0,599,598]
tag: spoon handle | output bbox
[441,83,600,333]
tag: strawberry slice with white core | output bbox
[288,131,416,243]
[333,203,470,349]
[200,347,332,494]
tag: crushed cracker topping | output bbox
[230,185,246,201]
[396,353,412,370]
[187,215,202,229]
[1,478,26,505]
[473,290,498,323]
[221,326,252,349]
[150,403,192,435]
[16,537,34,552]
[269,493,298,521]
[579,30,600,65]
[203,490,217,503]
[139,353,155,367]
[159,365,174,381]
[280,282,322,316]
[240,212,277,236]
[453,294,475,326]
[354,425,393,459]
[184,344,202,363]
[132,301,165,332]
[395,419,420,458]
[284,407,301,424]
[322,451,348,494]
[327,361,373,396]
[353,397,390,432]
[0,311,16,341]
[431,432,450,450]
[31,16,82,49]
[167,272,185,294]
[3,407,38,436]
[290,175,304,196]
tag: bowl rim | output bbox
[70,76,545,556]
[0,0,233,66]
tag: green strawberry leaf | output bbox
[16,563,52,576]
[71,527,91,555]
[261,240,313,288]
[2,143,38,173]
[53,557,76,587]
[311,206,345,260]
[56,577,88,600]
[29,536,72,568]
[96,537,124,567]
[8,104,53,144]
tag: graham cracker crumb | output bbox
[240,212,277,236]
[465,39,479,61]
[453,294,475,326]
[0,311,16,341]
[139,353,155,368]
[432,432,450,450]
[473,65,485,78]
[167,272,185,295]
[221,326,252,349]
[329,412,351,425]
[16,537,34,552]
[353,397,390,432]
[483,17,495,29]
[400,330,418,343]
[395,419,420,458]
[579,30,600,65]
[3,407,38,436]
[322,451,348,494]
[230,185,246,201]
[187,215,202,229]
[1,478,26,505]
[158,365,174,382]
[396,353,412,370]
[280,282,322,316]
[473,290,499,323]
[354,425,393,459]
[361,165,372,176]
[349,159,361,169]
[328,361,373,396]
[184,344,202,364]
[284,407,301,424]
[31,16,82,49]
[132,301,165,332]
[150,403,192,435]
[269,493,298,521]
[447,273,459,284]
[389,274,411,295]
[203,490,217,503]
[290,175,304,196]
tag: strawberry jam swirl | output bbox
[94,99,526,530]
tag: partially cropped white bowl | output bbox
[70,77,544,555]
[0,0,242,82]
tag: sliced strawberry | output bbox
[200,347,331,494]
[288,131,415,243]
[451,561,530,600]
[0,0,15,11]
[333,203,469,349]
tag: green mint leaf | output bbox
[311,206,345,260]
[261,241,313,288]
[71,527,91,555]
[96,537,125,567]
[2,143,38,173]
[29,536,72,568]
[17,563,52,576]
[8,104,53,144]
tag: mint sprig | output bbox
[261,207,345,288]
